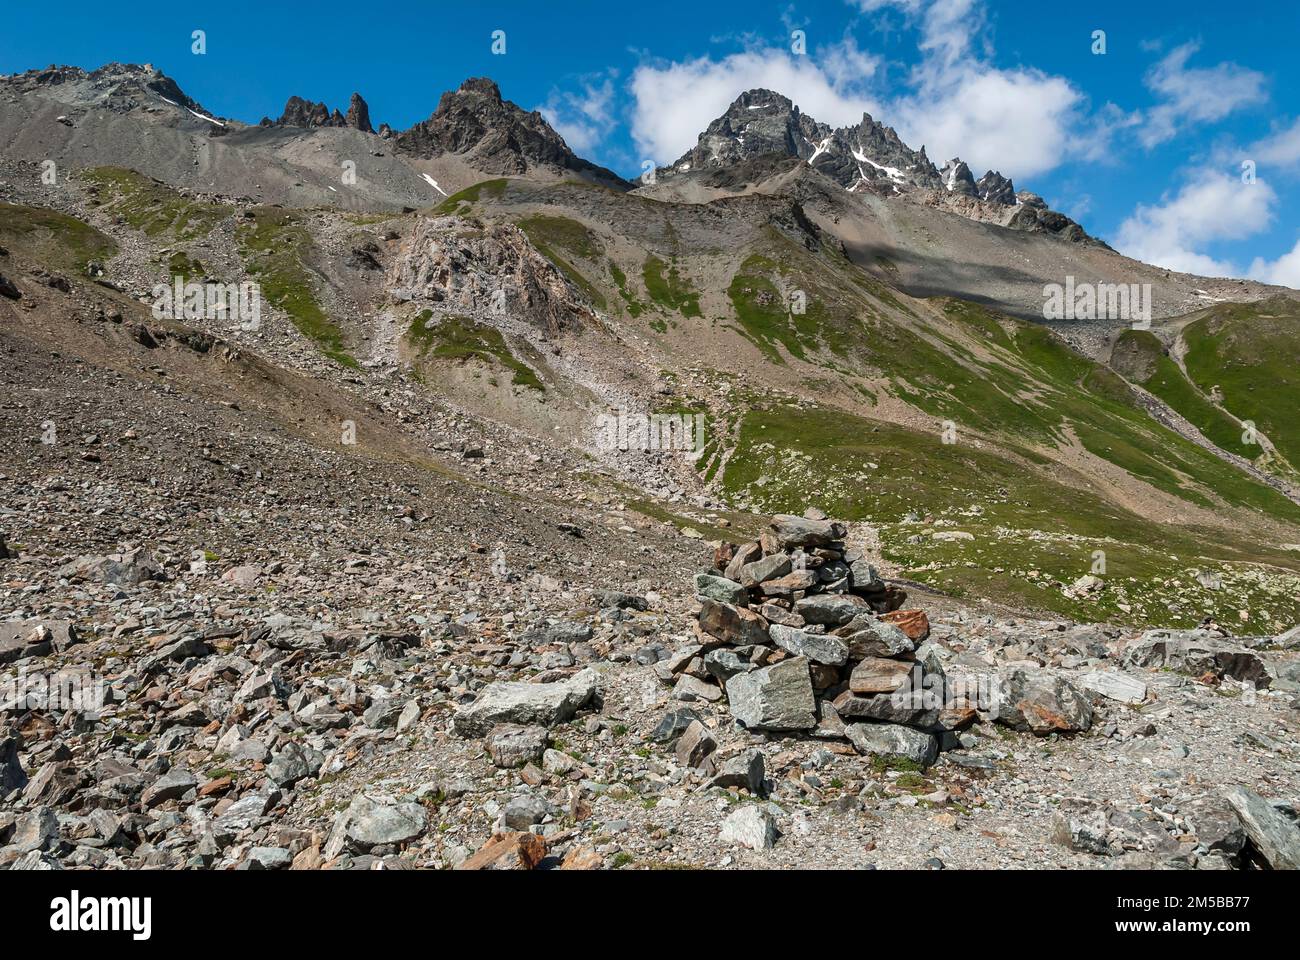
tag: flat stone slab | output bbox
[769,623,848,666]
[1077,670,1148,705]
[453,668,601,737]
[0,619,78,664]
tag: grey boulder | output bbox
[769,623,848,666]
[0,620,79,665]
[141,768,198,808]
[720,805,778,850]
[1224,786,1300,869]
[484,724,549,768]
[795,593,868,627]
[707,748,765,794]
[770,514,844,549]
[57,548,165,585]
[725,657,816,731]
[737,554,791,588]
[992,667,1093,734]
[845,722,939,768]
[266,742,320,788]
[695,573,747,605]
[1123,630,1272,688]
[324,793,428,858]
[453,668,601,737]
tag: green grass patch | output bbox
[718,398,1300,631]
[406,311,543,391]
[1180,298,1300,474]
[167,250,206,280]
[434,178,508,214]
[237,207,356,367]
[608,259,645,317]
[642,255,701,318]
[80,167,226,240]
[1112,329,1257,461]
[0,202,118,272]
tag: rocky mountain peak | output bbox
[727,88,798,117]
[266,92,374,133]
[940,158,978,197]
[976,169,1017,205]
[654,91,1092,241]
[664,88,829,176]
[345,92,373,134]
[455,77,504,100]
[660,93,944,197]
[395,77,628,190]
[8,62,207,116]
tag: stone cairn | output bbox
[661,511,978,770]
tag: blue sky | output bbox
[3,0,1299,284]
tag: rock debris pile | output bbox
[658,512,1089,773]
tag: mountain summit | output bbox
[655,89,1089,241]
[4,62,223,125]
[396,77,628,190]
[264,92,375,134]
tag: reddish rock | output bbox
[698,600,769,646]
[759,570,818,597]
[559,845,603,870]
[882,609,930,641]
[939,703,978,730]
[723,541,762,581]
[198,775,232,798]
[848,657,913,694]
[457,831,547,870]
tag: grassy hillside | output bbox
[1111,328,1257,462]
[80,167,227,240]
[37,170,1278,632]
[405,311,544,391]
[237,207,357,368]
[671,232,1300,630]
[1179,298,1300,476]
[0,202,118,272]
[717,398,1300,631]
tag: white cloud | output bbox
[629,0,1083,179]
[821,34,884,91]
[891,66,1082,176]
[853,0,1085,178]
[1249,239,1300,289]
[1250,117,1300,169]
[628,46,882,164]
[911,0,981,71]
[538,74,618,155]
[1140,42,1267,148]
[1116,172,1276,277]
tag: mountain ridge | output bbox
[5,62,1086,240]
[1,63,627,193]
[394,77,628,190]
[651,87,1093,243]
